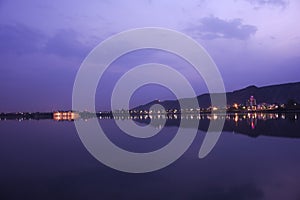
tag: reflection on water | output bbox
[0,113,300,199]
[105,112,299,129]
[1,112,299,139]
[127,112,300,139]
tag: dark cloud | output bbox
[0,23,46,55]
[188,16,257,40]
[44,29,90,58]
[0,23,90,59]
[245,0,288,7]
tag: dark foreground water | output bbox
[0,113,300,200]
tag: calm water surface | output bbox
[0,114,300,200]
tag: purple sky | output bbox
[0,0,299,112]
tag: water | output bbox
[0,113,300,200]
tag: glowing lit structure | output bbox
[246,96,257,111]
[53,111,79,121]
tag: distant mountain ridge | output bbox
[134,82,300,110]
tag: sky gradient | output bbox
[0,0,299,111]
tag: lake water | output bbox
[0,113,300,200]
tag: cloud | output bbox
[187,16,257,40]
[0,23,91,59]
[0,23,46,55]
[44,29,90,58]
[245,0,288,7]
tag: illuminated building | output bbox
[53,111,80,121]
[246,96,257,111]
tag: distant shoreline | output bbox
[1,110,300,121]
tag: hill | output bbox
[133,82,300,110]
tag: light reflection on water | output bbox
[0,114,300,200]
